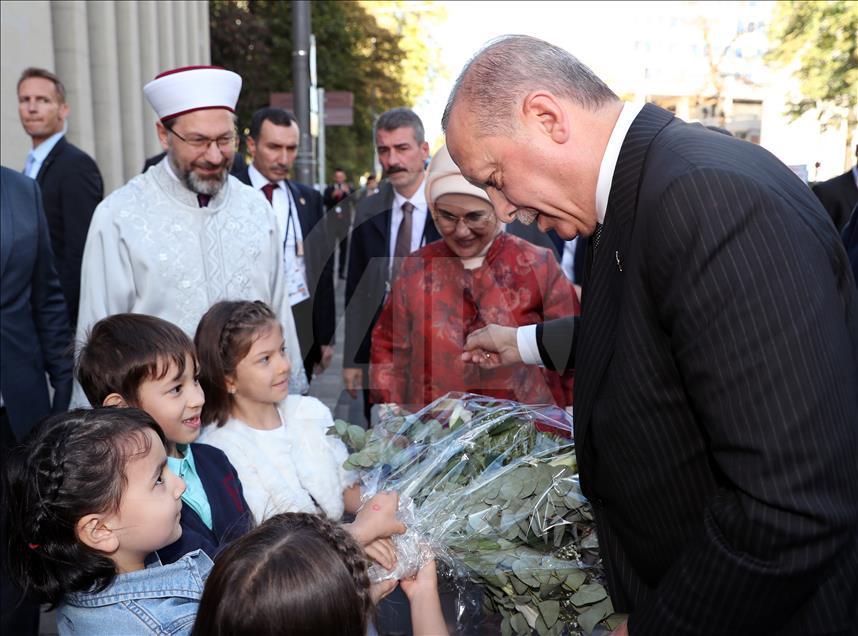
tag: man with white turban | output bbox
[77,66,307,393]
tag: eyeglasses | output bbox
[169,127,237,151]
[434,209,495,230]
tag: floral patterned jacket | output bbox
[370,233,579,409]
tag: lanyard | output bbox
[282,188,303,257]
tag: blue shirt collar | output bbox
[30,130,65,163]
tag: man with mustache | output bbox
[76,66,306,393]
[451,36,857,634]
[343,108,441,425]
[234,107,335,385]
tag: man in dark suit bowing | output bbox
[234,107,335,385]
[448,36,858,635]
[343,108,442,425]
[18,67,103,329]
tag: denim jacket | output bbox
[56,550,212,635]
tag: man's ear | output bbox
[246,135,257,160]
[102,393,129,408]
[521,92,569,144]
[156,121,170,151]
[76,514,119,554]
[420,140,430,161]
[58,102,70,124]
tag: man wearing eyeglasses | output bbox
[75,66,307,394]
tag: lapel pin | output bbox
[615,250,623,272]
[299,197,306,206]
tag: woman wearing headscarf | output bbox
[370,144,579,411]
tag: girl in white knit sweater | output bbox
[195,300,362,524]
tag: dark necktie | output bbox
[262,182,278,205]
[392,201,414,278]
[197,194,211,208]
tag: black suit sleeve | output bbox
[29,179,73,413]
[57,155,103,326]
[629,169,858,633]
[308,190,336,347]
[535,318,579,371]
[344,206,373,368]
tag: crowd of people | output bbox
[1,33,857,636]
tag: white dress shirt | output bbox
[518,101,645,365]
[248,164,308,304]
[23,130,65,179]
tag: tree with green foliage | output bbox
[767,0,858,166]
[210,0,444,183]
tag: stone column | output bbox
[87,0,124,193]
[116,0,144,182]
[199,0,211,64]
[50,1,96,157]
[173,1,190,66]
[138,0,162,157]
[157,1,176,73]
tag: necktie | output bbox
[197,194,211,208]
[23,152,35,177]
[262,182,278,205]
[392,201,414,278]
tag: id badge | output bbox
[286,259,310,306]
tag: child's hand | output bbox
[364,537,397,571]
[370,578,398,604]
[352,491,406,545]
[398,558,439,603]
[400,559,449,636]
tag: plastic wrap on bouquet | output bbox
[329,393,623,635]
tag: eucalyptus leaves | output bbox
[328,393,624,634]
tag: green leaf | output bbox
[538,600,560,628]
[563,570,587,591]
[334,419,348,437]
[500,616,512,636]
[346,425,367,450]
[571,583,608,607]
[510,612,529,635]
[577,597,613,634]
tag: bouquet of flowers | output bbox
[328,393,623,635]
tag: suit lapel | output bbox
[573,104,675,473]
[285,180,312,236]
[35,136,66,185]
[0,171,14,277]
[369,184,395,257]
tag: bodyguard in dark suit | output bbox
[811,149,858,231]
[448,36,858,635]
[1,166,74,634]
[234,107,335,384]
[344,109,441,423]
[18,67,103,328]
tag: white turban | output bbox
[143,66,242,121]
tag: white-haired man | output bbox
[451,36,858,635]
[77,66,306,392]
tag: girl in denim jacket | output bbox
[3,408,211,635]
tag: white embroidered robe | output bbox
[76,158,307,393]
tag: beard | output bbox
[170,153,232,197]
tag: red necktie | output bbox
[262,182,278,205]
